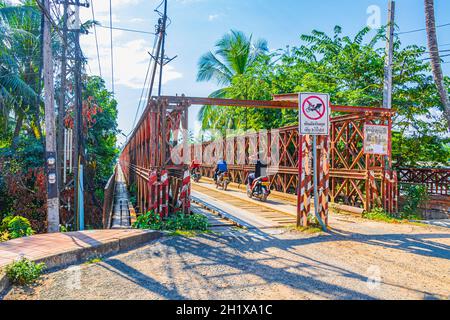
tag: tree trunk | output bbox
[424,0,450,131]
[11,110,24,150]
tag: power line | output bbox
[421,53,450,61]
[397,22,450,35]
[109,0,115,94]
[97,24,155,35]
[131,35,159,133]
[90,0,102,78]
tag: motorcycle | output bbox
[247,175,270,202]
[215,171,230,191]
[191,170,202,183]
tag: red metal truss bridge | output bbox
[101,93,425,229]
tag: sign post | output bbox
[298,93,330,231]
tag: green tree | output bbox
[0,0,43,147]
[197,30,269,131]
[202,25,449,166]
[83,76,119,227]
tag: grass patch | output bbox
[5,258,46,286]
[84,257,103,265]
[363,207,423,225]
[286,223,324,234]
[167,229,216,237]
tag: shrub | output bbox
[0,215,13,232]
[133,210,210,232]
[6,216,34,239]
[0,215,34,240]
[5,258,46,285]
[401,184,429,218]
[164,212,210,231]
[132,210,162,230]
[0,231,10,242]
[363,207,397,223]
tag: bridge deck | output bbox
[111,165,132,229]
[192,181,299,229]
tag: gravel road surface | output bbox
[3,214,450,300]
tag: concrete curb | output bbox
[0,230,164,296]
[0,272,10,296]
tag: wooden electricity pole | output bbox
[42,0,60,233]
[383,0,395,110]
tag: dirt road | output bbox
[4,215,450,300]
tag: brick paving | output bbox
[0,229,159,268]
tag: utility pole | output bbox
[158,0,168,97]
[57,0,68,193]
[72,0,85,230]
[42,0,60,233]
[383,0,395,110]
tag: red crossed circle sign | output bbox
[301,95,327,121]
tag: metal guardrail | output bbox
[397,168,449,196]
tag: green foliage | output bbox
[0,215,34,239]
[363,207,401,223]
[85,257,103,265]
[363,206,420,223]
[82,76,119,228]
[5,258,45,286]
[196,30,269,132]
[400,184,429,217]
[0,230,9,242]
[164,212,210,231]
[133,210,162,230]
[133,210,210,232]
[392,132,450,167]
[0,0,45,142]
[198,26,449,165]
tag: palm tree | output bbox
[197,30,268,130]
[424,0,450,130]
[0,0,42,147]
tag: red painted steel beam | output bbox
[160,95,395,115]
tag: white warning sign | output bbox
[299,93,330,135]
[364,124,389,155]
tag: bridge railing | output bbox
[194,110,397,214]
[397,168,449,196]
[102,165,117,229]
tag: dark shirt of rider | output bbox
[255,160,268,179]
[255,160,262,179]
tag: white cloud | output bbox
[78,2,182,90]
[81,29,182,90]
[208,14,220,22]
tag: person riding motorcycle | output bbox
[247,154,267,193]
[190,159,201,175]
[214,159,228,183]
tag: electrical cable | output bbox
[397,22,450,35]
[97,24,155,35]
[109,0,114,94]
[90,0,102,77]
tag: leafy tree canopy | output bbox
[198,26,450,167]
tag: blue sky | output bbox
[76,0,450,145]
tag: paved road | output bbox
[4,215,450,300]
[419,220,450,229]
